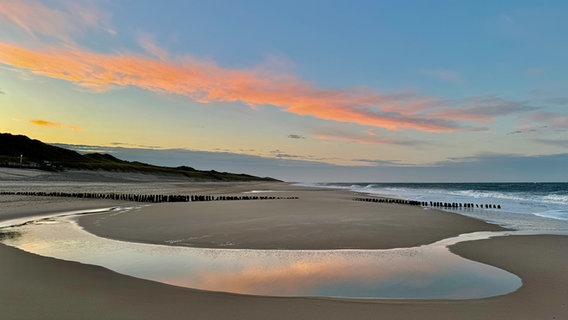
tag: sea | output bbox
[298,182,568,233]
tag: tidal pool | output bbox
[1,209,522,299]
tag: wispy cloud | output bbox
[421,68,464,84]
[0,2,474,133]
[532,139,568,149]
[29,119,83,131]
[270,149,301,159]
[0,0,114,41]
[109,141,164,150]
[0,43,472,132]
[507,126,548,135]
[52,144,115,154]
[529,112,568,131]
[377,94,533,129]
[511,112,568,135]
[0,1,539,135]
[268,149,333,163]
[353,158,409,166]
[137,33,169,61]
[314,128,421,146]
[0,42,467,132]
[429,95,536,124]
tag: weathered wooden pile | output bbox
[0,191,298,203]
[353,197,501,209]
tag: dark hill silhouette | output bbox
[0,133,84,163]
[0,133,279,182]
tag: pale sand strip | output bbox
[1,182,567,319]
[0,195,131,223]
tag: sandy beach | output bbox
[1,173,567,319]
[77,183,505,250]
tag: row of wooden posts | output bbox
[0,191,298,203]
[0,191,500,209]
[353,197,501,209]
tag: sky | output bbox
[0,0,567,182]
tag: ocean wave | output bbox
[316,182,568,222]
[542,194,568,205]
[533,209,568,221]
[450,190,568,205]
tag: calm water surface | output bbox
[1,208,523,299]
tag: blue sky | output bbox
[1,0,567,181]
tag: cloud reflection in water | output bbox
[2,217,521,299]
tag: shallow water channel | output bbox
[1,208,523,299]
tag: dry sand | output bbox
[1,176,567,319]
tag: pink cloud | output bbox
[0,0,114,40]
[529,112,568,130]
[0,1,511,133]
[137,33,169,61]
[382,95,534,126]
[507,111,568,135]
[0,1,541,136]
[0,42,465,132]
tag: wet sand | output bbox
[1,175,567,319]
[77,183,504,250]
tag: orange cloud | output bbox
[0,0,460,133]
[188,252,442,296]
[0,42,464,132]
[29,119,83,131]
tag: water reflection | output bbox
[1,215,521,299]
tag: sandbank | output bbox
[78,184,504,249]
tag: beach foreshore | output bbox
[1,178,567,319]
[77,182,505,250]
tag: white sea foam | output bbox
[534,209,568,221]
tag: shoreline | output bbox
[1,180,567,319]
